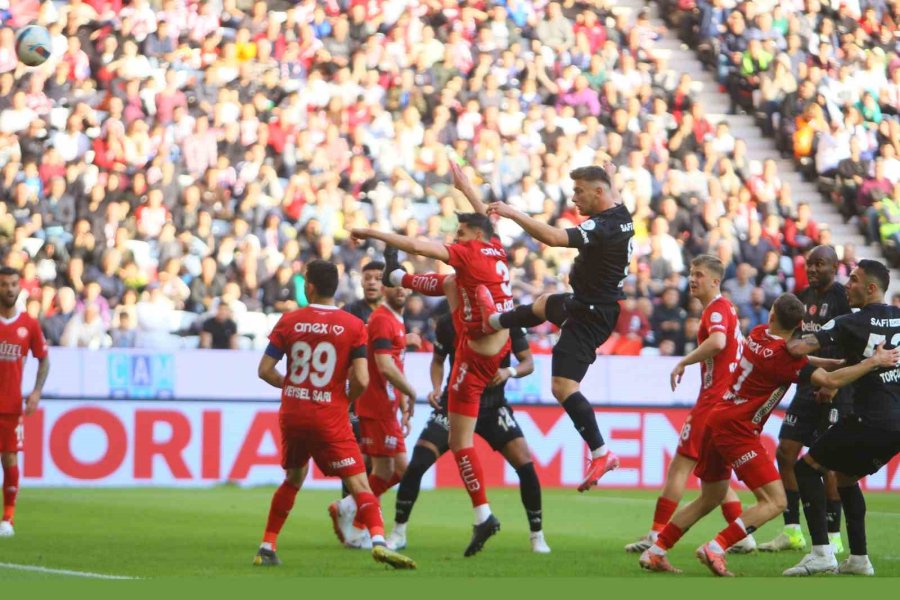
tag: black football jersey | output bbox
[564,203,635,304]
[342,299,375,324]
[795,282,853,398]
[435,313,529,410]
[815,303,900,431]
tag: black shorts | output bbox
[545,293,619,382]
[780,386,854,446]
[416,405,525,455]
[808,417,900,478]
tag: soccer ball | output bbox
[16,25,52,68]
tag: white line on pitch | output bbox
[581,496,900,518]
[0,562,137,580]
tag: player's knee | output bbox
[775,443,798,467]
[550,378,577,402]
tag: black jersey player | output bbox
[761,246,851,553]
[482,165,634,492]
[384,313,550,554]
[784,260,900,576]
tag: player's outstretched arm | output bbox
[810,343,900,389]
[787,334,821,357]
[486,202,569,247]
[670,331,727,391]
[449,161,487,215]
[350,228,451,262]
[348,357,369,401]
[258,353,285,389]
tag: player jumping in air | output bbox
[384,313,550,554]
[783,260,900,576]
[330,283,416,549]
[0,267,49,537]
[761,246,851,554]
[639,293,899,576]
[252,260,415,569]
[626,255,756,554]
[479,164,633,492]
[350,195,513,556]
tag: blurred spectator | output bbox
[60,302,110,349]
[110,311,137,348]
[723,262,755,314]
[200,303,238,350]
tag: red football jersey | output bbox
[712,325,809,435]
[0,311,48,415]
[695,295,742,412]
[268,304,367,430]
[356,304,407,421]
[445,238,513,338]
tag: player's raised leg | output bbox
[254,466,306,566]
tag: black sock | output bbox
[826,498,843,534]
[562,392,604,451]
[499,305,545,329]
[838,484,867,556]
[515,462,543,532]
[394,446,439,524]
[795,459,829,546]
[784,489,801,526]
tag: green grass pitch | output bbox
[1,487,898,579]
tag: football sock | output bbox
[369,473,400,497]
[401,273,447,296]
[262,480,300,547]
[354,491,385,539]
[655,522,684,551]
[454,447,489,508]
[515,462,543,532]
[721,500,742,523]
[394,446,438,524]
[562,392,605,452]
[388,269,406,287]
[826,498,843,534]
[784,488,801,526]
[652,497,679,532]
[837,484,867,556]
[497,305,545,329]
[713,517,747,552]
[795,459,829,546]
[2,464,18,523]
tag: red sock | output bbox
[714,518,748,551]
[454,447,489,507]
[401,273,447,296]
[656,522,685,551]
[721,500,742,523]
[368,473,401,497]
[651,497,678,532]
[2,465,18,523]
[262,480,299,547]
[354,491,385,538]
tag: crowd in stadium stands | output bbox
[0,0,896,356]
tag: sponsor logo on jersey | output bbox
[822,319,835,330]
[294,322,330,334]
[331,457,357,470]
[731,450,758,469]
[0,341,23,361]
[480,247,505,257]
[745,337,774,358]
[801,321,822,333]
[580,219,596,231]
[783,413,798,426]
[332,325,344,336]
[710,312,723,324]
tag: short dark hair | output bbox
[0,267,20,278]
[363,260,385,273]
[857,259,890,293]
[569,165,611,187]
[772,293,806,331]
[305,260,339,298]
[458,212,493,238]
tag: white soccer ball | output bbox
[16,25,52,68]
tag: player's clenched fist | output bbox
[349,227,371,240]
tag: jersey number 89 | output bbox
[289,341,337,387]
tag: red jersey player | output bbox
[0,267,49,537]
[331,284,417,548]
[639,293,900,576]
[627,255,755,553]
[351,209,513,557]
[252,260,415,570]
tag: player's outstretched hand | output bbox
[349,228,370,240]
[871,342,900,369]
[449,160,473,194]
[24,390,40,416]
[486,202,516,219]
[427,389,442,409]
[814,387,837,404]
[670,362,686,392]
[489,367,511,387]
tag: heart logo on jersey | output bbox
[332,325,345,336]
[17,327,28,339]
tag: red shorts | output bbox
[358,416,406,457]
[675,407,710,462]
[280,420,366,478]
[0,414,23,453]
[694,426,780,490]
[447,339,510,417]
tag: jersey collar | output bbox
[0,310,22,325]
[764,329,784,340]
[309,303,338,310]
[381,302,405,324]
